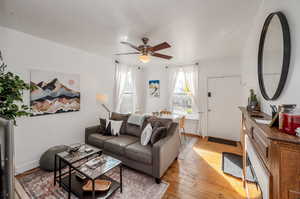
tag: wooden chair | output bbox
[179,116,186,143]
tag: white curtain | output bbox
[131,69,138,113]
[182,66,201,134]
[113,64,130,112]
[168,67,179,110]
[182,66,200,112]
[113,64,138,113]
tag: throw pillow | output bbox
[110,112,130,135]
[150,127,167,145]
[127,114,145,126]
[147,116,162,129]
[97,118,107,134]
[140,123,153,146]
[103,121,112,136]
[109,120,123,136]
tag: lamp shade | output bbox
[96,94,108,104]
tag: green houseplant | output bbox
[0,51,33,125]
[247,89,260,111]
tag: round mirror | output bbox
[258,12,291,100]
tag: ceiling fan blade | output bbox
[120,41,141,51]
[115,52,140,55]
[152,53,173,60]
[150,42,171,52]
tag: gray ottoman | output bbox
[39,145,68,171]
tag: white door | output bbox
[207,76,242,141]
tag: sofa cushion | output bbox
[150,126,167,145]
[125,142,152,164]
[104,135,138,156]
[126,123,142,137]
[158,118,173,129]
[110,112,130,121]
[88,134,114,148]
[147,116,172,130]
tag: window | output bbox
[172,71,194,114]
[119,70,136,113]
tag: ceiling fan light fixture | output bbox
[139,54,150,63]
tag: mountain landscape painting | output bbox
[30,70,80,116]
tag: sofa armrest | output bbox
[85,125,100,143]
[152,123,180,178]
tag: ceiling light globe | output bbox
[139,55,150,63]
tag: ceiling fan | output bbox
[116,37,173,63]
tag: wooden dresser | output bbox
[240,107,300,199]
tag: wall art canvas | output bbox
[30,70,80,116]
[149,80,160,98]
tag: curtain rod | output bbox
[114,60,142,70]
[165,62,199,69]
[115,60,199,70]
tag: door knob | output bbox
[208,109,212,112]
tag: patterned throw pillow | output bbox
[110,112,130,134]
[150,127,167,145]
[109,120,123,136]
[140,123,153,146]
[127,114,145,127]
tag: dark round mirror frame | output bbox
[258,11,291,101]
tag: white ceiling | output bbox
[0,0,261,65]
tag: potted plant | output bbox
[247,89,260,112]
[0,51,34,124]
[0,50,34,198]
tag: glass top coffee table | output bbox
[54,144,122,199]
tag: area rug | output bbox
[18,166,169,199]
[222,152,255,182]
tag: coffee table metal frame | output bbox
[54,145,122,199]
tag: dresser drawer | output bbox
[289,190,300,199]
[243,116,254,134]
[252,127,270,160]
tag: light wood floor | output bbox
[15,179,29,199]
[16,136,257,199]
[162,136,254,199]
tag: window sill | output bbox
[173,112,199,120]
[186,114,199,120]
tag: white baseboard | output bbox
[15,160,39,175]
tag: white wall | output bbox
[241,0,300,114]
[142,57,242,136]
[0,26,115,173]
[144,65,169,113]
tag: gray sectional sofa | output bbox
[85,113,180,183]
